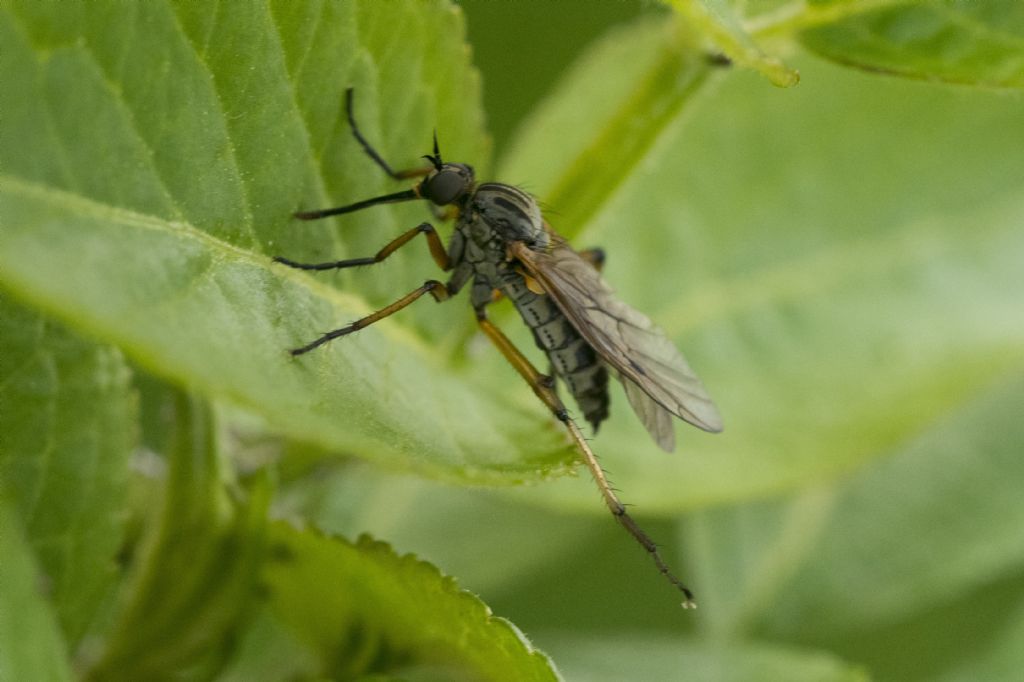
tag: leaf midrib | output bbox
[0,173,442,360]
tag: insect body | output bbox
[452,182,611,433]
[276,89,722,607]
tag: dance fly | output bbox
[274,89,723,607]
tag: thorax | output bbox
[451,182,549,286]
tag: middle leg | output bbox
[275,222,450,272]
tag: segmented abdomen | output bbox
[500,273,609,430]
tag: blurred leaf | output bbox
[535,633,866,682]
[667,0,799,86]
[504,41,1024,512]
[0,295,133,646]
[84,394,268,680]
[275,461,712,636]
[680,372,1024,681]
[274,461,599,597]
[457,0,649,153]
[752,0,1024,87]
[499,16,722,240]
[219,609,322,682]
[688,373,1024,638]
[132,369,181,457]
[4,4,1023,679]
[934,593,1024,682]
[0,497,74,682]
[801,572,1024,682]
[0,1,577,484]
[263,522,561,681]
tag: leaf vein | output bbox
[166,0,259,244]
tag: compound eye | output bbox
[424,169,466,206]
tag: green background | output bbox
[2,1,1023,680]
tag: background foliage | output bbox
[2,1,1023,680]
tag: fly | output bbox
[274,89,723,607]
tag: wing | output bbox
[510,238,723,450]
[621,374,677,452]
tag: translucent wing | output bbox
[510,238,722,451]
[621,374,677,452]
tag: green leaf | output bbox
[688,374,1024,637]
[537,633,866,682]
[0,497,74,682]
[690,539,1024,681]
[274,459,606,600]
[84,393,268,680]
[680,373,1024,679]
[939,594,1024,682]
[824,575,1024,682]
[502,40,1024,512]
[499,16,722,241]
[263,522,561,681]
[0,1,576,484]
[219,610,322,682]
[0,294,134,646]
[667,0,800,86]
[457,0,649,153]
[753,0,1024,87]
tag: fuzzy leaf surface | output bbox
[0,295,133,645]
[0,1,575,485]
